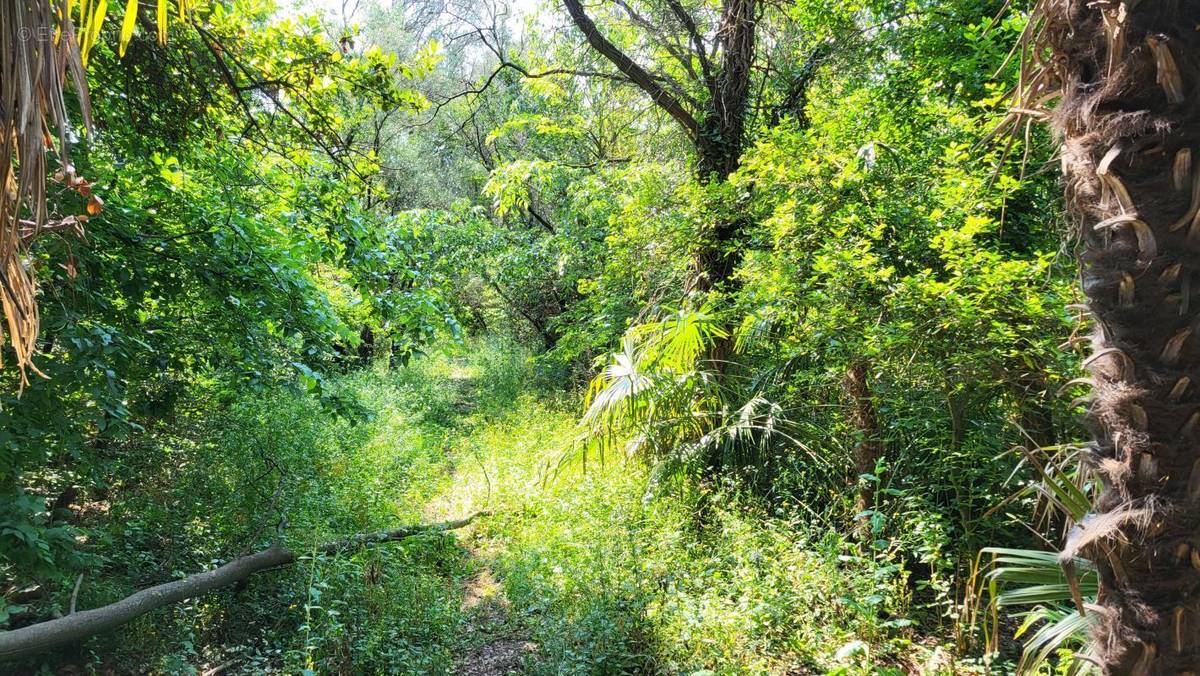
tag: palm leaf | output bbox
[118,0,138,56]
[156,0,167,44]
[980,545,1098,673]
[1017,607,1094,675]
[0,0,196,385]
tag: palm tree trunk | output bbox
[1040,2,1200,672]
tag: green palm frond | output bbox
[628,303,728,371]
[574,304,801,477]
[980,545,1098,674]
[1016,606,1095,676]
[976,439,1100,675]
[984,548,1098,606]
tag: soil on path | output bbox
[455,566,537,676]
[426,358,538,675]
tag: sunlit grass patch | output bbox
[423,339,929,674]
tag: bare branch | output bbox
[419,60,629,125]
[611,0,700,83]
[665,0,716,90]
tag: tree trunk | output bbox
[691,0,755,367]
[694,0,756,296]
[357,325,375,365]
[843,361,882,516]
[560,0,756,299]
[1040,3,1200,672]
[1013,373,1056,450]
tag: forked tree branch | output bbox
[0,512,489,662]
[610,0,699,84]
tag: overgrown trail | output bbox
[19,339,974,673]
[421,356,537,674]
[454,566,537,675]
[369,342,944,675]
[0,0,1089,670]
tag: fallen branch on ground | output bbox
[0,512,489,662]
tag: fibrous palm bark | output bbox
[1033,1,1200,672]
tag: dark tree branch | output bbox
[421,60,628,124]
[192,25,367,182]
[664,0,716,91]
[527,206,557,234]
[769,40,832,127]
[488,280,550,341]
[561,0,700,140]
[191,24,265,139]
[611,0,700,83]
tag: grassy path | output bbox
[372,340,927,675]
[420,355,537,674]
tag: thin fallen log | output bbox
[0,512,488,662]
[315,512,487,553]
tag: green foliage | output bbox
[1,0,1090,672]
[981,548,1097,675]
[11,350,480,673]
[9,337,907,672]
[579,305,727,458]
[972,441,1101,673]
[407,342,945,674]
[0,1,454,614]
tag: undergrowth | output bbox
[439,379,936,674]
[20,337,996,674]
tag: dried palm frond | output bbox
[0,0,189,387]
[0,0,91,387]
